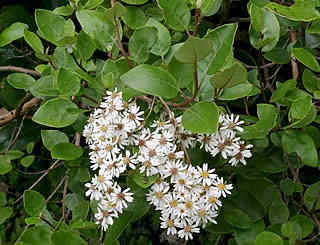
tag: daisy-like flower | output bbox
[174,174,193,193]
[197,134,216,152]
[213,177,233,198]
[146,183,170,209]
[194,202,218,228]
[229,141,253,166]
[163,191,180,214]
[205,190,222,211]
[85,183,103,200]
[138,155,159,176]
[221,113,244,132]
[123,104,144,128]
[121,150,138,170]
[94,207,118,231]
[209,133,233,159]
[177,220,200,240]
[196,163,217,186]
[163,145,184,163]
[160,214,179,235]
[183,195,200,216]
[153,130,174,154]
[91,169,113,192]
[111,186,134,212]
[161,160,186,181]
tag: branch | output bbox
[0,66,41,77]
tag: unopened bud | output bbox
[196,0,202,9]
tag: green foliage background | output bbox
[0,0,319,244]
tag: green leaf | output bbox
[290,215,314,239]
[23,190,46,217]
[249,3,264,32]
[76,10,116,45]
[267,0,320,21]
[289,95,312,119]
[302,69,320,93]
[104,211,133,245]
[51,143,83,160]
[304,181,320,210]
[133,172,157,188]
[50,231,87,245]
[73,200,89,220]
[121,0,148,4]
[35,9,66,45]
[32,98,79,128]
[281,222,294,238]
[20,155,35,167]
[76,30,96,61]
[146,18,171,56]
[7,73,36,90]
[77,167,91,183]
[210,62,247,89]
[280,178,295,196]
[0,192,7,207]
[175,36,213,64]
[105,2,127,20]
[224,207,253,229]
[292,48,320,72]
[200,0,217,15]
[281,130,318,167]
[21,226,52,245]
[254,231,283,245]
[182,102,219,134]
[158,0,191,32]
[71,221,98,229]
[128,26,158,63]
[24,30,44,54]
[219,81,253,100]
[268,193,289,224]
[253,152,288,174]
[25,217,42,225]
[0,22,28,47]
[202,23,238,75]
[121,64,178,99]
[30,75,59,97]
[56,68,81,96]
[0,156,12,175]
[270,79,296,102]
[121,6,147,29]
[234,220,265,245]
[265,48,291,64]
[41,130,69,151]
[7,150,24,160]
[53,5,74,16]
[26,142,35,154]
[0,207,13,224]
[249,8,280,52]
[85,0,104,9]
[168,58,193,88]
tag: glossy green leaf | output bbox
[254,152,288,174]
[0,207,13,224]
[24,30,44,54]
[23,190,46,216]
[267,0,320,21]
[289,95,312,119]
[203,23,238,75]
[175,36,213,64]
[265,48,291,64]
[304,181,320,210]
[168,58,193,88]
[51,143,83,160]
[121,64,178,99]
[56,68,81,96]
[121,6,146,29]
[290,215,314,239]
[282,130,318,167]
[30,75,59,97]
[268,194,289,224]
[41,130,69,151]
[128,194,150,222]
[200,0,217,15]
[0,192,7,207]
[280,178,295,196]
[254,231,283,245]
[182,102,219,134]
[71,221,98,229]
[25,217,41,225]
[133,172,157,188]
[249,8,280,52]
[281,222,294,238]
[77,167,91,183]
[21,226,52,245]
[53,5,74,16]
[0,156,12,175]
[292,48,320,72]
[7,150,24,160]
[7,73,36,90]
[158,0,191,32]
[20,155,35,167]
[129,26,158,63]
[35,9,65,45]
[76,30,96,61]
[234,220,265,245]
[50,231,87,245]
[0,22,28,47]
[249,3,264,32]
[210,62,247,89]
[224,207,253,229]
[302,69,320,93]
[85,0,104,9]
[219,81,253,100]
[146,18,171,56]
[270,79,296,102]
[33,98,79,128]
[121,0,148,4]
[105,2,127,20]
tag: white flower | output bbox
[197,134,216,152]
[163,191,180,214]
[160,214,178,235]
[174,174,193,193]
[91,169,113,192]
[205,189,222,211]
[161,160,186,181]
[213,177,233,198]
[94,207,118,231]
[183,195,200,216]
[222,113,244,132]
[123,103,144,128]
[121,150,138,170]
[138,155,159,176]
[194,202,218,228]
[177,220,200,240]
[146,183,170,209]
[209,133,233,159]
[111,186,134,212]
[195,163,217,186]
[85,182,103,200]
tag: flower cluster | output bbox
[83,90,253,239]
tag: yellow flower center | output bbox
[144,160,151,168]
[97,175,104,183]
[184,225,192,232]
[123,157,130,164]
[218,183,225,190]
[170,199,177,207]
[167,219,174,227]
[209,196,216,203]
[156,192,163,199]
[106,144,112,151]
[100,125,107,132]
[199,209,206,217]
[201,171,208,178]
[179,179,185,185]
[185,201,193,209]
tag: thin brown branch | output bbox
[82,94,99,104]
[62,171,69,223]
[290,27,299,80]
[0,66,41,77]
[46,175,68,202]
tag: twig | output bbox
[257,49,267,102]
[290,27,299,80]
[0,66,41,77]
[82,94,99,104]
[62,171,69,223]
[4,114,27,154]
[13,160,61,204]
[71,52,87,73]
[142,96,156,126]
[14,161,64,175]
[193,8,202,36]
[46,175,68,202]
[40,216,55,229]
